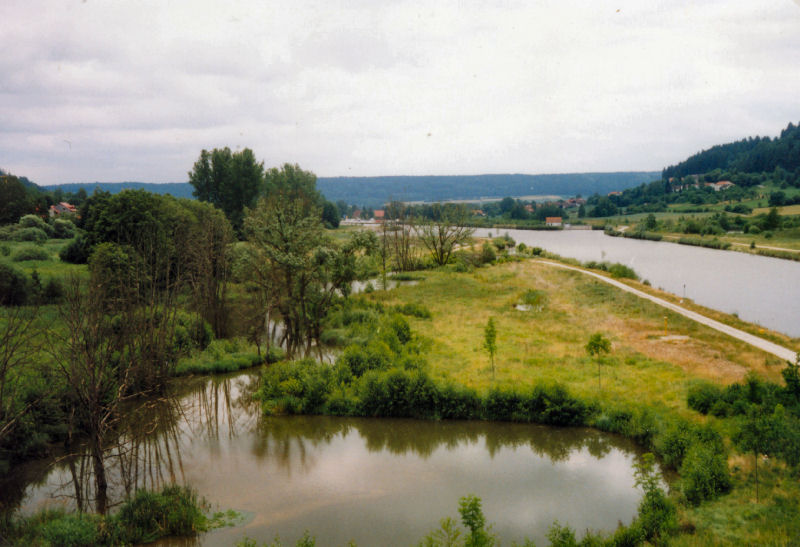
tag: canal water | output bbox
[3,372,651,546]
[476,228,800,338]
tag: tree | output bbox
[734,405,781,502]
[417,204,474,266]
[483,318,497,380]
[188,147,264,235]
[0,175,32,224]
[585,333,611,391]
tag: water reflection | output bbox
[4,372,649,546]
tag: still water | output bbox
[477,228,800,338]
[3,372,650,546]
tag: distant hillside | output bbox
[316,172,659,207]
[44,182,194,199]
[662,121,800,180]
[45,172,660,207]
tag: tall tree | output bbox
[0,175,33,224]
[188,147,264,235]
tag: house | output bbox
[545,216,562,227]
[524,204,534,213]
[373,210,385,221]
[607,191,622,197]
[711,181,735,191]
[351,209,361,219]
[48,201,77,217]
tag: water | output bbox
[478,228,800,338]
[3,372,650,546]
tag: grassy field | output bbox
[364,259,792,415]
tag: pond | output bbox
[1,371,652,546]
[476,228,800,338]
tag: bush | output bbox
[680,444,731,504]
[0,244,9,256]
[687,381,724,414]
[116,485,206,544]
[11,244,50,262]
[480,241,497,264]
[60,234,91,264]
[13,226,48,243]
[19,214,53,236]
[0,263,29,306]
[608,263,638,280]
[52,218,77,239]
[393,302,432,319]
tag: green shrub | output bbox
[521,289,547,309]
[480,241,497,264]
[60,234,91,264]
[116,485,206,543]
[52,218,77,239]
[0,263,29,305]
[0,244,9,256]
[37,512,106,546]
[608,263,638,280]
[19,214,53,236]
[11,244,50,262]
[393,302,432,319]
[13,226,48,243]
[680,444,731,504]
[687,381,724,414]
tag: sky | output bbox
[1,0,800,185]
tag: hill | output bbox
[45,172,660,207]
[316,172,659,207]
[662,121,800,180]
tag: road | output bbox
[538,260,797,363]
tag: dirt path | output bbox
[539,260,797,362]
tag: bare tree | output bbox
[417,203,475,266]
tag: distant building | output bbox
[351,209,361,219]
[373,210,385,221]
[545,217,562,227]
[49,201,77,217]
[711,181,735,191]
[607,191,622,197]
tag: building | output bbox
[48,202,77,217]
[545,217,562,227]
[373,210,385,221]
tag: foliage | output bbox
[188,147,265,236]
[0,175,34,224]
[13,227,48,243]
[634,453,677,542]
[393,302,433,319]
[680,444,731,505]
[11,244,51,262]
[417,204,475,266]
[483,317,497,379]
[59,234,91,264]
[0,264,30,306]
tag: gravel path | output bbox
[539,260,797,363]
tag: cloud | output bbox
[1,0,799,184]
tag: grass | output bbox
[0,238,87,279]
[366,259,791,414]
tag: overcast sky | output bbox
[2,0,799,185]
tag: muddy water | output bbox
[4,371,651,546]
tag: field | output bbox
[365,259,791,415]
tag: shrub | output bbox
[116,485,206,544]
[11,244,50,262]
[0,263,29,306]
[521,289,547,309]
[680,444,731,504]
[52,218,77,239]
[480,241,497,264]
[608,263,638,280]
[393,302,432,319]
[0,244,9,256]
[687,381,724,414]
[37,512,106,546]
[19,214,53,236]
[13,226,48,243]
[60,234,91,264]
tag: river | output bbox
[2,371,651,546]
[476,228,800,338]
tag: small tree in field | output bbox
[483,318,497,380]
[586,333,611,391]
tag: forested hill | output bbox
[662,122,800,179]
[46,172,659,207]
[44,181,194,199]
[316,172,659,206]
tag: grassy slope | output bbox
[366,260,790,414]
